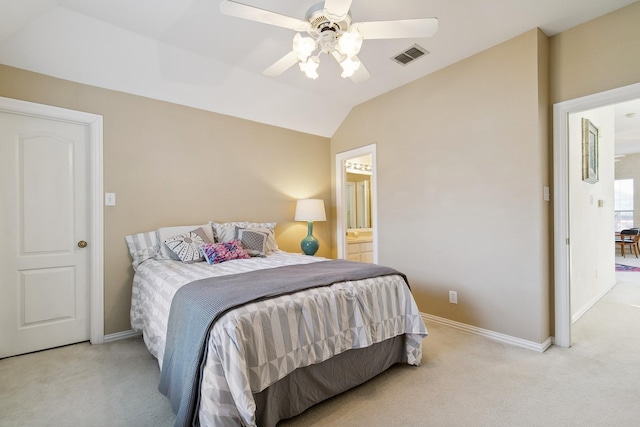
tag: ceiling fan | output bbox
[219,0,438,82]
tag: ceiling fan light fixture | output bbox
[340,56,360,78]
[337,28,363,57]
[293,33,317,62]
[219,0,438,83]
[299,55,320,79]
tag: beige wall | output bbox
[332,29,551,343]
[330,1,640,345]
[548,1,640,326]
[0,65,332,335]
[549,1,640,104]
[1,1,638,343]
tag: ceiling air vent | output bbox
[392,44,429,65]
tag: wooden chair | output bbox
[616,229,640,258]
[630,228,640,256]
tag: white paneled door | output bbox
[0,111,91,358]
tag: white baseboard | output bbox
[103,329,142,343]
[571,281,616,324]
[101,318,554,352]
[421,313,553,353]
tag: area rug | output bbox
[615,263,640,272]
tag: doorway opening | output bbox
[335,144,377,263]
[553,82,640,347]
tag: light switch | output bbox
[543,186,550,202]
[105,193,116,206]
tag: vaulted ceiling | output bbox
[0,0,637,137]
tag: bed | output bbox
[126,222,428,427]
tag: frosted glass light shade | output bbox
[299,56,320,79]
[294,199,326,222]
[340,56,361,78]
[337,28,363,57]
[293,33,316,61]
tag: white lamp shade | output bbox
[295,199,326,222]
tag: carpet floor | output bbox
[2,270,639,426]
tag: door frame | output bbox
[553,82,640,348]
[335,144,378,262]
[0,96,104,345]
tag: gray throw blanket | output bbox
[158,259,408,427]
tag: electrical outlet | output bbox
[449,290,458,304]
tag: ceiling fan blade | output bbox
[323,0,353,20]
[354,18,438,39]
[263,51,300,77]
[349,55,370,83]
[220,0,311,32]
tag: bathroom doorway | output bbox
[335,144,377,263]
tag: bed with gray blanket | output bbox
[127,226,427,427]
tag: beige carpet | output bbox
[1,269,639,426]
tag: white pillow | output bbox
[210,221,278,254]
[156,224,214,260]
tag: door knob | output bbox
[77,240,88,248]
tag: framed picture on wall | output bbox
[582,118,599,184]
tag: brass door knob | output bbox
[77,240,88,248]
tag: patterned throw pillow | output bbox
[210,221,279,254]
[164,230,210,263]
[201,240,250,264]
[235,227,268,257]
[156,224,214,260]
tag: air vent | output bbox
[392,44,429,65]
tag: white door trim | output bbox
[0,96,104,345]
[553,82,640,348]
[335,144,378,263]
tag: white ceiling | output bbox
[614,99,640,156]
[0,0,638,138]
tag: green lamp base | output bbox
[301,235,319,256]
[301,221,319,256]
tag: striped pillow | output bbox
[124,231,159,270]
[210,221,278,254]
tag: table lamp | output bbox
[294,199,326,255]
